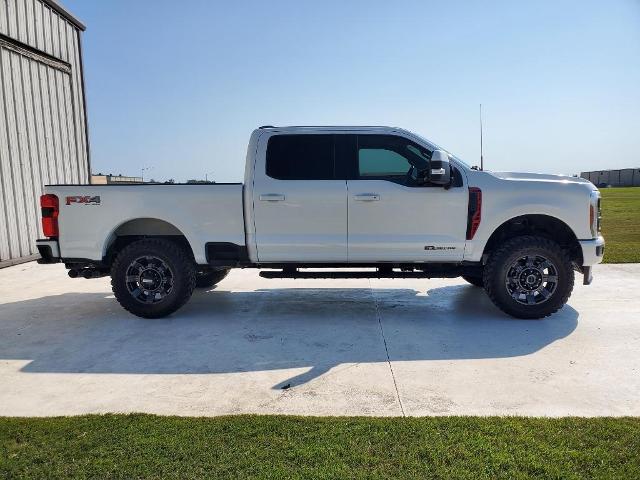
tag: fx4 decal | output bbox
[66,195,101,206]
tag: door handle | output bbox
[353,193,380,201]
[259,193,285,202]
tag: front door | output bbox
[347,134,467,262]
[252,133,348,262]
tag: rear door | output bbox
[347,134,468,262]
[251,133,348,262]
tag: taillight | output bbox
[40,194,59,238]
[466,187,482,240]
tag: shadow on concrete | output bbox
[0,285,578,388]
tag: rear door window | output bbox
[266,135,334,180]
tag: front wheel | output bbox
[111,238,196,318]
[483,235,574,319]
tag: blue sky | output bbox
[64,0,640,182]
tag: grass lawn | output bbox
[1,414,639,479]
[600,187,640,263]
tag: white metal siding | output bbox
[0,0,88,265]
[581,169,640,187]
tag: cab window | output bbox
[359,149,410,177]
[357,135,431,186]
[266,134,334,180]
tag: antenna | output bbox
[479,103,484,171]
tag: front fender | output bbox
[464,189,590,262]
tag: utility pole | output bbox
[141,166,151,182]
[205,171,214,182]
[480,104,484,171]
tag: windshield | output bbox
[412,132,472,169]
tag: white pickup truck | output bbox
[36,126,604,319]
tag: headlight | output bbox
[590,190,601,238]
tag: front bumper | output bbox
[578,235,605,285]
[36,239,61,264]
[579,235,605,266]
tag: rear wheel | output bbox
[111,238,196,318]
[195,269,229,288]
[461,274,484,287]
[483,235,574,319]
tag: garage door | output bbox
[0,35,78,264]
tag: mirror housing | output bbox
[429,150,451,186]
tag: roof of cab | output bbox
[255,125,422,143]
[258,125,399,130]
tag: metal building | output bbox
[0,0,89,267]
[580,169,640,188]
[91,173,143,184]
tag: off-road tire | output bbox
[195,269,229,288]
[462,274,484,287]
[483,235,574,319]
[111,238,196,318]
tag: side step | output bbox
[259,269,436,279]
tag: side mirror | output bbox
[429,150,451,186]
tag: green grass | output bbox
[1,415,639,479]
[600,187,640,263]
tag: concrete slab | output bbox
[0,262,638,417]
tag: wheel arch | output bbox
[102,217,195,266]
[482,214,583,264]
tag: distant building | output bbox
[91,173,143,184]
[580,169,640,187]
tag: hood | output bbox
[487,171,594,186]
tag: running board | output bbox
[259,269,442,279]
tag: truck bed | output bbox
[44,183,246,264]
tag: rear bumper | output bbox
[36,239,61,264]
[578,236,605,285]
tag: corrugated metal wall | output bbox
[580,169,640,187]
[0,0,88,266]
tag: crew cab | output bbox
[36,126,605,319]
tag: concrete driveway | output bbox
[0,262,638,417]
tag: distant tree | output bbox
[186,179,215,184]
